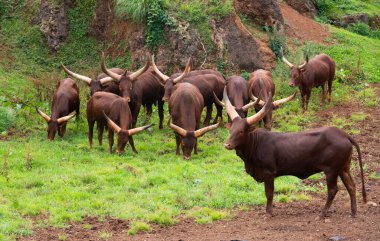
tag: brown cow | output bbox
[86,92,152,154]
[61,64,123,96]
[281,50,335,111]
[36,78,79,140]
[152,56,225,126]
[248,69,297,129]
[168,82,220,159]
[222,89,366,218]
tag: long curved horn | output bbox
[241,96,261,111]
[194,120,221,138]
[273,91,297,108]
[213,92,225,107]
[246,92,273,126]
[36,108,51,122]
[129,57,150,81]
[152,55,169,82]
[168,119,187,137]
[103,111,121,133]
[57,111,76,124]
[99,76,115,85]
[223,87,239,121]
[127,123,153,136]
[249,90,265,107]
[298,61,307,69]
[61,64,92,85]
[101,52,122,81]
[173,57,191,83]
[280,48,294,68]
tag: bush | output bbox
[264,24,287,58]
[347,22,380,39]
[0,107,15,132]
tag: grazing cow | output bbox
[213,75,259,121]
[222,89,367,217]
[248,69,297,129]
[152,56,225,126]
[100,53,165,128]
[61,64,123,96]
[36,78,79,140]
[281,50,335,111]
[168,82,220,159]
[86,92,152,154]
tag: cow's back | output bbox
[51,78,79,118]
[248,70,275,100]
[132,68,164,104]
[226,76,249,108]
[87,92,120,121]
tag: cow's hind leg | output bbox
[108,129,114,154]
[213,104,223,124]
[339,159,357,217]
[321,172,339,218]
[88,120,94,148]
[158,99,164,129]
[203,105,212,126]
[264,178,275,216]
[97,123,104,146]
[321,83,326,106]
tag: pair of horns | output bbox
[250,91,298,108]
[213,92,260,112]
[36,108,76,124]
[168,117,221,138]
[223,88,272,125]
[280,48,308,69]
[103,111,152,135]
[152,55,191,84]
[61,64,115,85]
[100,52,150,84]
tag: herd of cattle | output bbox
[35,51,367,217]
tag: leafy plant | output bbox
[347,22,380,39]
[264,24,287,58]
[0,106,15,132]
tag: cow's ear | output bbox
[299,67,306,73]
[224,123,231,130]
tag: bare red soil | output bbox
[280,2,331,44]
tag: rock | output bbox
[234,0,284,27]
[331,14,370,28]
[284,0,316,18]
[39,0,74,51]
[369,15,380,29]
[366,201,378,207]
[324,218,331,223]
[89,0,114,41]
[329,236,346,241]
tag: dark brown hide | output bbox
[169,83,204,159]
[39,78,79,140]
[86,92,137,154]
[287,54,335,111]
[248,69,275,129]
[163,70,226,126]
[225,113,366,217]
[226,75,250,118]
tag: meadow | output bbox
[1,1,380,240]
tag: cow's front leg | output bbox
[203,105,212,126]
[321,83,326,106]
[321,172,339,218]
[264,178,275,216]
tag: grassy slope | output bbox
[316,0,380,18]
[1,2,380,241]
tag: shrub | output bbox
[347,22,380,39]
[264,24,287,58]
[0,106,15,132]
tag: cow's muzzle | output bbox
[288,83,295,87]
[224,143,233,150]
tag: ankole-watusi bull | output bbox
[168,83,220,160]
[281,50,335,112]
[36,78,79,140]
[248,69,297,129]
[100,53,165,128]
[213,75,261,121]
[152,56,225,126]
[61,64,124,96]
[86,92,152,154]
[222,88,366,217]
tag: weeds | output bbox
[127,221,151,235]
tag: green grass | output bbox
[315,0,380,19]
[127,221,151,235]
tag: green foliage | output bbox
[315,0,380,19]
[264,24,287,58]
[0,107,14,132]
[347,22,380,39]
[127,221,151,235]
[240,70,250,81]
[188,207,229,224]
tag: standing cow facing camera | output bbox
[86,92,152,154]
[248,69,297,130]
[222,89,366,218]
[36,78,79,140]
[281,49,335,111]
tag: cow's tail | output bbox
[348,136,367,203]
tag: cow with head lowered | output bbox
[36,78,79,140]
[168,79,220,159]
[86,92,152,154]
[222,89,367,218]
[152,56,225,126]
[100,53,166,129]
[281,50,335,111]
[61,64,123,96]
[248,69,297,129]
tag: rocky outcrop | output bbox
[39,0,74,51]
[369,16,380,29]
[89,0,114,41]
[234,0,284,27]
[331,14,370,28]
[284,0,316,18]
